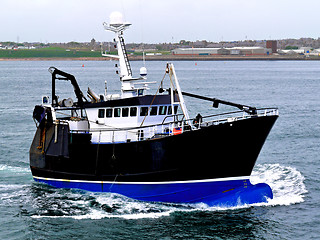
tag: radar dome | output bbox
[109,11,124,25]
[140,67,147,77]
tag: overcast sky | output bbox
[0,0,319,44]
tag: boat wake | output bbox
[0,163,307,219]
[25,163,307,220]
[0,164,29,174]
[251,163,307,206]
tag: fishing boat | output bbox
[30,12,278,207]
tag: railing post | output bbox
[182,121,184,133]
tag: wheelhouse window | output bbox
[138,89,144,96]
[98,109,105,118]
[150,106,158,116]
[106,109,113,118]
[130,107,137,117]
[168,106,179,115]
[71,109,80,117]
[174,106,178,114]
[159,106,167,115]
[114,108,121,117]
[122,108,129,117]
[140,107,148,116]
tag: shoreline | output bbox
[0,55,319,61]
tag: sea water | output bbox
[0,60,318,239]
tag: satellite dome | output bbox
[109,11,124,26]
[140,67,147,77]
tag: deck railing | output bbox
[68,108,278,144]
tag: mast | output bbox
[103,12,142,98]
[167,63,192,127]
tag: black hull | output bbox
[30,115,278,183]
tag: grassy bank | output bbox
[0,47,172,59]
[0,47,104,58]
[1,47,320,61]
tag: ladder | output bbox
[119,36,132,76]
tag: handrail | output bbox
[199,107,278,121]
[69,108,278,134]
[68,108,278,144]
[161,113,185,125]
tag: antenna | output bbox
[142,43,146,67]
[102,12,152,98]
[103,11,132,80]
[139,2,146,67]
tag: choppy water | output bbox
[0,60,319,239]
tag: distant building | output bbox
[171,48,220,55]
[278,47,313,55]
[310,49,320,56]
[230,47,268,55]
[172,47,271,56]
[266,40,277,53]
[278,49,304,55]
[90,38,96,50]
[299,47,312,53]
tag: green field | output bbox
[0,47,105,58]
[0,47,172,59]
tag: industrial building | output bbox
[171,48,220,55]
[278,47,312,55]
[172,46,272,56]
[266,40,277,53]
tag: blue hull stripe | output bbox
[33,176,273,207]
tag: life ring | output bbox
[70,116,81,121]
[173,127,182,135]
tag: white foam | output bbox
[0,185,29,205]
[0,184,26,191]
[0,164,29,174]
[251,163,307,206]
[31,208,174,220]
